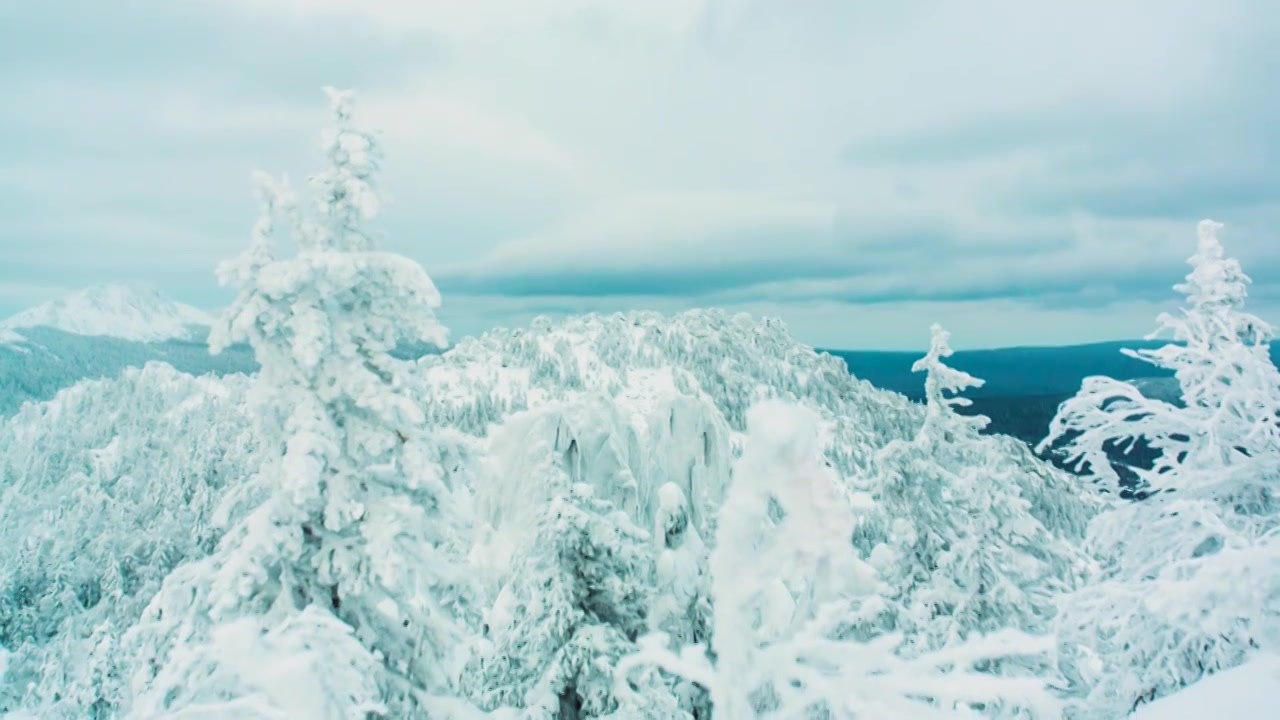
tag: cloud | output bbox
[222,0,714,42]
[1,1,444,99]
[469,192,834,270]
[3,0,1280,347]
[435,191,1228,310]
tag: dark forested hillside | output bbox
[824,341,1237,481]
[0,328,257,416]
[825,339,1280,445]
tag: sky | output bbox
[3,0,1280,350]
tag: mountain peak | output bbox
[0,283,215,343]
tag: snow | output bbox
[1131,654,1280,720]
[0,283,214,343]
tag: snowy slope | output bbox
[0,365,262,714]
[0,284,214,343]
[1132,654,1280,719]
[0,309,1096,717]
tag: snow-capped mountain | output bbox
[0,284,214,344]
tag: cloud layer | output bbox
[3,0,1279,348]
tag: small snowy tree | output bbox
[649,482,713,717]
[463,422,685,719]
[617,400,1060,718]
[860,326,1088,680]
[1041,220,1280,716]
[121,87,480,718]
[913,323,989,440]
[650,483,711,650]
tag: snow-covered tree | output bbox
[648,482,712,717]
[463,406,687,719]
[120,87,481,718]
[1042,219,1280,505]
[856,326,1089,681]
[128,607,386,719]
[617,400,1060,718]
[1041,220,1280,717]
[913,323,989,440]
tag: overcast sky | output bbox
[3,0,1279,349]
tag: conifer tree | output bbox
[1042,220,1280,716]
[618,400,1060,718]
[649,482,713,717]
[462,406,687,719]
[862,325,1087,670]
[1043,219,1279,506]
[122,87,480,718]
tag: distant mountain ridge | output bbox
[0,283,213,344]
[825,340,1279,456]
[0,285,243,415]
[0,327,258,417]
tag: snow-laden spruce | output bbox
[0,364,260,718]
[852,325,1092,691]
[461,389,728,718]
[617,400,1062,718]
[1044,219,1280,504]
[648,480,713,716]
[120,88,484,718]
[462,407,679,717]
[1041,220,1280,717]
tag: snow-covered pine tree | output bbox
[1042,219,1279,507]
[859,326,1087,680]
[913,323,989,440]
[650,483,711,650]
[649,482,713,717]
[463,408,687,719]
[1041,220,1280,717]
[617,400,1061,719]
[120,87,482,718]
